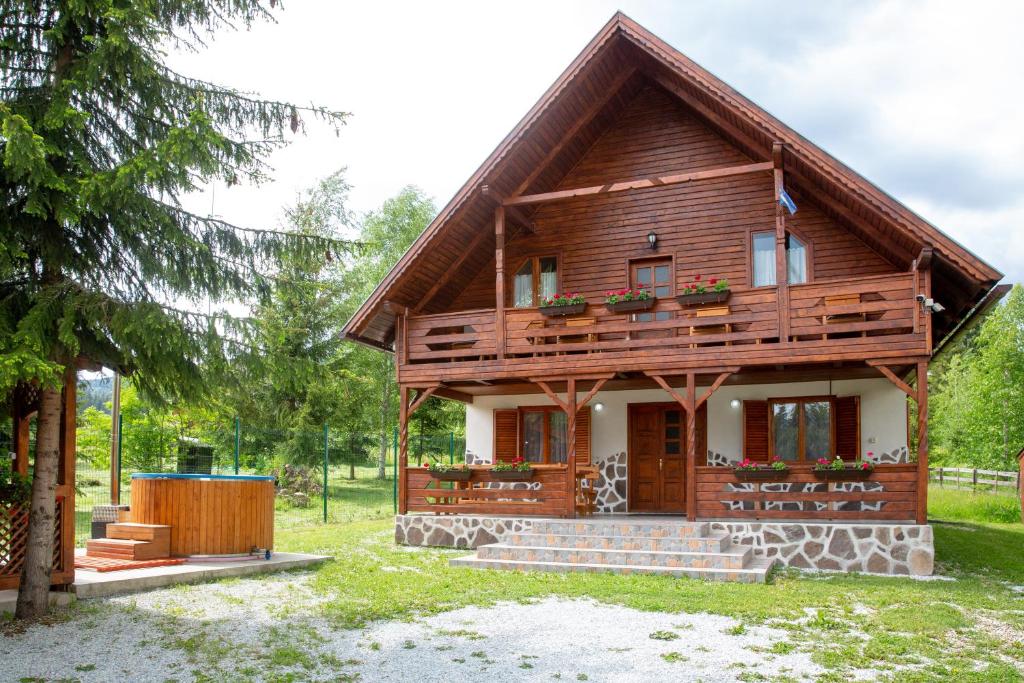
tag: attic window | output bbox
[752,231,808,286]
[513,256,558,308]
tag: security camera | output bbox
[930,301,945,313]
[915,294,927,303]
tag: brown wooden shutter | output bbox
[575,407,591,466]
[834,396,860,458]
[493,409,519,463]
[743,400,770,462]
[696,403,708,465]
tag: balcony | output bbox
[398,273,928,383]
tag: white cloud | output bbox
[171,0,1023,282]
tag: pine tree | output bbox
[1,1,349,618]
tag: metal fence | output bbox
[929,466,1020,493]
[73,421,465,543]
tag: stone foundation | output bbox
[708,522,933,575]
[395,514,934,576]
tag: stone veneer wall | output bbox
[395,514,934,576]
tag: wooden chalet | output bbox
[343,14,1004,576]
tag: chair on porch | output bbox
[575,466,600,516]
[525,319,546,357]
[557,316,598,354]
[821,293,866,340]
[688,305,732,349]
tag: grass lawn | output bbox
[9,483,1022,681]
[268,486,1024,681]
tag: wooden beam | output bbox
[398,384,409,515]
[481,185,535,233]
[696,371,734,409]
[511,67,637,198]
[648,374,690,414]
[915,246,934,271]
[916,360,929,524]
[494,206,506,359]
[412,227,489,313]
[773,142,791,344]
[433,386,474,404]
[566,377,577,518]
[408,386,439,416]
[684,371,697,521]
[576,377,610,412]
[503,161,773,207]
[870,363,917,401]
[533,380,569,412]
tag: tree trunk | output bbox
[376,358,393,480]
[15,384,62,620]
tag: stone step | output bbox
[478,543,752,570]
[506,531,731,553]
[449,555,774,583]
[529,519,710,539]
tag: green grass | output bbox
[266,486,1024,681]
[929,486,1020,524]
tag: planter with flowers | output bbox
[733,456,790,482]
[605,285,655,314]
[489,457,534,481]
[423,461,473,481]
[539,292,586,317]
[812,456,874,481]
[677,275,731,306]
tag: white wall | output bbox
[465,378,907,463]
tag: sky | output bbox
[171,0,1024,283]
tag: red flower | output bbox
[694,274,702,281]
[422,462,429,468]
[709,277,718,285]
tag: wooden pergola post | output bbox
[397,384,439,516]
[868,358,930,525]
[531,375,611,518]
[916,360,929,525]
[647,369,735,521]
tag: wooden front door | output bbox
[628,404,685,512]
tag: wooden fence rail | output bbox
[929,467,1020,493]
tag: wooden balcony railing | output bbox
[694,463,918,521]
[405,465,569,516]
[399,272,926,379]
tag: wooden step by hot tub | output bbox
[129,473,276,557]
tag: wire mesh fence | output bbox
[69,420,465,541]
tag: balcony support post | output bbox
[773,142,791,343]
[494,206,506,359]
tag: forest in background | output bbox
[75,173,464,479]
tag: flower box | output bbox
[606,298,655,314]
[489,469,534,481]
[677,290,731,306]
[428,469,472,482]
[813,467,873,482]
[733,468,790,482]
[539,302,587,317]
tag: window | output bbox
[630,258,672,322]
[752,231,808,286]
[769,398,833,461]
[520,407,567,463]
[513,256,558,308]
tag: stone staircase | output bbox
[85,523,171,561]
[449,518,774,583]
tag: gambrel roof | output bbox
[343,12,1002,350]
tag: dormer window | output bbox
[513,256,558,308]
[752,231,808,286]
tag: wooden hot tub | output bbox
[130,473,275,556]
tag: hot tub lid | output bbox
[131,473,276,482]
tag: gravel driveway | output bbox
[0,572,848,682]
